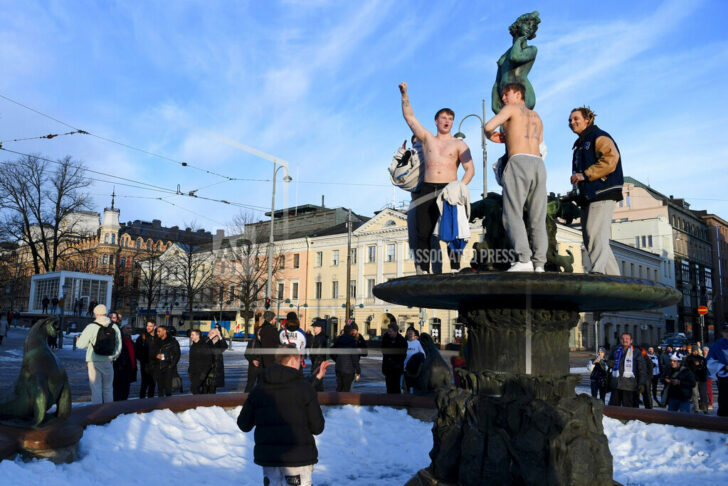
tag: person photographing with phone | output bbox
[238,345,331,486]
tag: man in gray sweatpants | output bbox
[484,82,547,272]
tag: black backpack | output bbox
[93,323,116,356]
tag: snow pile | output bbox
[1,405,727,485]
[605,417,728,485]
[0,405,432,486]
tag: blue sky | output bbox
[1,0,727,233]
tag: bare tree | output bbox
[137,244,167,318]
[0,154,91,274]
[166,224,215,326]
[221,212,281,336]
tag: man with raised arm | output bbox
[484,82,547,272]
[399,82,474,274]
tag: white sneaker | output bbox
[534,266,545,273]
[507,261,534,272]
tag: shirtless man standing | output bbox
[484,82,546,272]
[399,82,474,274]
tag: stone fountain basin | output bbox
[373,272,681,312]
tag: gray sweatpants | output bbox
[501,154,547,266]
[581,200,620,275]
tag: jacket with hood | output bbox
[237,363,324,467]
[76,316,122,362]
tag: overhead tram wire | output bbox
[0,93,392,191]
[0,92,248,182]
[0,130,87,144]
[0,146,268,213]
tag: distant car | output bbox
[660,333,692,349]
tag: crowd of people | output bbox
[588,325,728,417]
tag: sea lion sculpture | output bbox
[412,333,452,394]
[0,317,71,427]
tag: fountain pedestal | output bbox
[374,273,680,486]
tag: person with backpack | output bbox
[76,304,122,404]
[403,327,426,393]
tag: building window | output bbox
[315,282,322,299]
[103,254,108,265]
[648,235,653,247]
[367,245,376,263]
[641,236,646,248]
[350,280,356,299]
[293,253,300,269]
[332,281,339,299]
[280,255,285,269]
[316,251,323,267]
[146,241,151,250]
[367,278,376,298]
[332,250,339,266]
[635,236,640,248]
[292,282,299,300]
[350,248,357,264]
[277,282,284,300]
[386,244,396,262]
[626,195,631,206]
[618,201,623,207]
[136,239,141,249]
[104,234,109,243]
[120,257,126,267]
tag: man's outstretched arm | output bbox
[399,82,428,141]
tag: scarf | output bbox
[613,345,635,378]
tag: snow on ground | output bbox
[1,405,727,485]
[606,417,728,485]
[0,405,432,486]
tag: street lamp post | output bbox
[58,280,71,348]
[453,99,488,198]
[266,162,293,304]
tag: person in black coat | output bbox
[685,348,709,413]
[258,311,280,369]
[662,354,696,413]
[188,329,214,394]
[381,321,408,394]
[113,325,138,401]
[135,320,158,399]
[207,328,228,392]
[154,326,180,397]
[237,345,330,485]
[244,325,264,393]
[332,324,360,392]
[309,319,328,392]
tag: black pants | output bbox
[640,384,652,409]
[139,370,156,399]
[718,376,728,417]
[385,371,402,394]
[113,379,131,401]
[157,368,174,397]
[245,364,262,393]
[609,388,638,408]
[590,381,606,401]
[651,374,660,401]
[415,182,460,273]
[336,372,354,392]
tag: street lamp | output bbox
[453,99,488,198]
[58,280,71,348]
[266,162,293,303]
